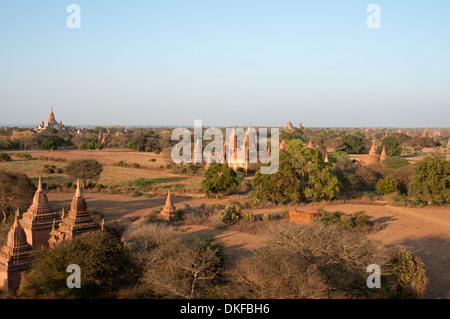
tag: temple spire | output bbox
[75,180,82,196]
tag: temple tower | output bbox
[161,190,176,221]
[0,211,35,293]
[48,180,101,247]
[365,139,380,164]
[20,177,61,247]
[380,146,387,162]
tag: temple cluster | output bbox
[0,179,110,293]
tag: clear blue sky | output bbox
[0,1,449,127]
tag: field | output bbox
[1,148,449,298]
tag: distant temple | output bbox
[365,139,380,165]
[35,107,66,132]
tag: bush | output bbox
[130,190,143,197]
[391,250,428,298]
[376,177,398,195]
[219,204,241,225]
[17,153,32,159]
[408,154,450,205]
[262,213,271,221]
[149,158,157,162]
[242,212,256,223]
[90,210,104,221]
[19,232,128,298]
[0,153,12,162]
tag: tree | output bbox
[41,138,57,151]
[64,159,104,185]
[0,170,36,213]
[376,177,398,195]
[341,133,365,154]
[408,154,450,205]
[252,140,339,204]
[19,232,128,298]
[377,136,402,157]
[201,163,241,198]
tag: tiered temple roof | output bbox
[20,178,61,247]
[48,180,101,247]
[0,211,35,293]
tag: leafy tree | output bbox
[252,140,339,204]
[376,177,398,195]
[0,170,36,213]
[377,136,402,157]
[19,232,129,298]
[64,159,104,185]
[408,154,450,205]
[341,133,365,154]
[41,138,57,151]
[382,156,410,170]
[201,163,241,198]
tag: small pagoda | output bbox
[0,211,35,293]
[48,180,101,247]
[160,190,176,221]
[365,139,380,165]
[20,177,61,247]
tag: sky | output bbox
[0,1,449,128]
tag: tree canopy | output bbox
[201,163,241,198]
[252,140,339,204]
[64,159,104,184]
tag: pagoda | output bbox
[308,139,314,149]
[365,139,380,164]
[0,211,35,293]
[283,121,293,130]
[20,177,61,247]
[48,180,101,247]
[380,146,388,162]
[160,190,176,221]
[34,107,66,133]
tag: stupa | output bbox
[0,211,35,293]
[160,190,176,221]
[20,178,61,247]
[48,180,101,247]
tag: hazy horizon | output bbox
[1,1,449,127]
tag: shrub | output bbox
[154,149,160,154]
[19,232,128,299]
[90,211,104,221]
[130,190,143,197]
[376,177,398,195]
[262,213,271,221]
[149,158,157,162]
[391,250,428,298]
[219,204,241,225]
[0,153,12,162]
[242,212,256,223]
[17,153,32,159]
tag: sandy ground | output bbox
[48,191,450,298]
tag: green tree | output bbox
[376,177,398,195]
[377,136,402,157]
[41,138,57,151]
[391,250,428,298]
[19,232,128,298]
[408,154,450,205]
[201,163,241,198]
[341,133,365,154]
[252,140,339,204]
[219,204,241,225]
[64,159,104,185]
